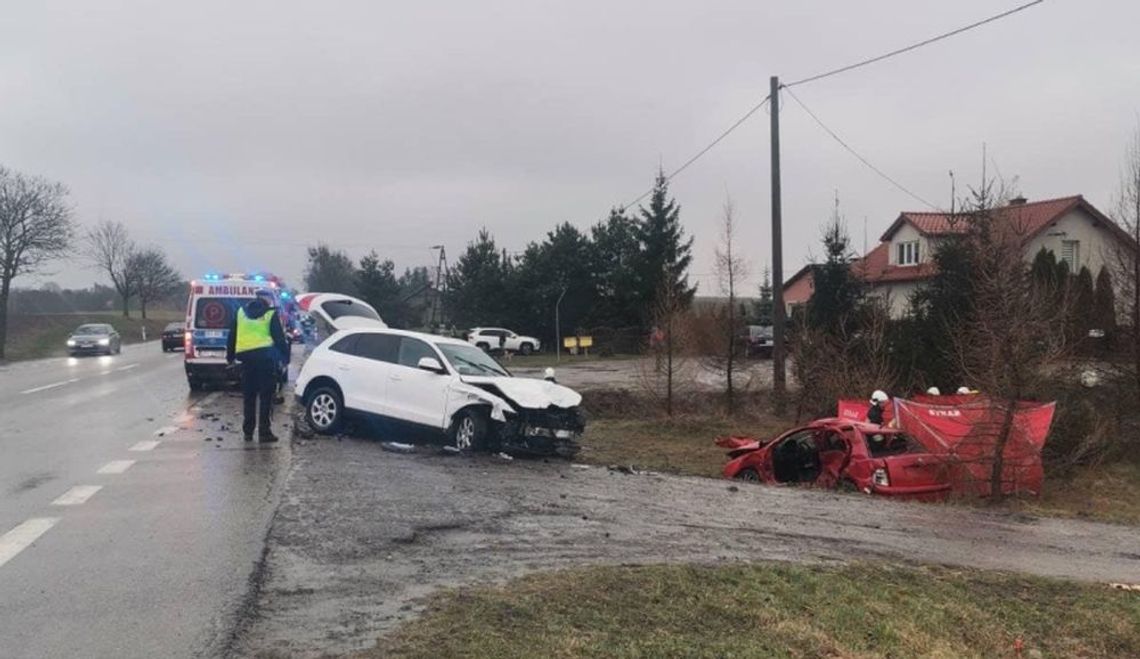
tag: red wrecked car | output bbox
[717,418,952,500]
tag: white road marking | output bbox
[130,440,160,451]
[19,378,80,395]
[114,363,139,372]
[51,485,103,506]
[154,425,179,437]
[96,460,136,474]
[0,518,59,569]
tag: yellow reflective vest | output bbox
[234,308,275,354]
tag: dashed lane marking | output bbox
[114,363,139,372]
[96,460,136,475]
[19,378,80,395]
[0,518,60,569]
[154,426,179,437]
[130,440,160,451]
[51,486,103,506]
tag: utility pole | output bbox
[429,245,449,330]
[555,286,567,364]
[770,75,786,409]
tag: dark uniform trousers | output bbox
[240,350,277,437]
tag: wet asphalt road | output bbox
[0,344,291,659]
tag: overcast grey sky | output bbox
[3,0,1139,293]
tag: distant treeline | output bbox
[7,283,187,315]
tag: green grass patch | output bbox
[373,562,1140,658]
[3,311,182,361]
[581,414,785,478]
[1008,460,1140,526]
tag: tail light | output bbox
[184,331,193,357]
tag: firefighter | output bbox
[867,390,889,426]
[226,289,289,442]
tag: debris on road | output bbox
[495,452,514,461]
[380,442,416,454]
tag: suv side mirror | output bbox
[417,356,445,373]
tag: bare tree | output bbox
[951,182,1072,498]
[1109,124,1140,407]
[638,276,693,417]
[134,248,182,319]
[712,197,749,413]
[85,221,139,317]
[0,166,75,360]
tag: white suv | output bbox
[467,327,540,355]
[295,304,583,457]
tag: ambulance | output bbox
[183,273,287,390]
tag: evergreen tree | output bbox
[756,266,773,325]
[356,252,411,328]
[589,208,641,329]
[446,229,509,328]
[1073,266,1095,329]
[1093,266,1117,332]
[635,170,695,324]
[512,222,597,343]
[304,244,357,295]
[806,216,862,335]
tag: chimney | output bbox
[1009,195,1028,206]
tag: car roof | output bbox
[76,323,111,330]
[807,418,903,433]
[335,326,470,347]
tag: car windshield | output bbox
[165,322,183,331]
[75,324,109,335]
[437,343,510,377]
[750,326,773,338]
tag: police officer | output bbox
[226,289,289,442]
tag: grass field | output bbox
[373,562,1140,658]
[3,311,182,362]
[501,352,639,370]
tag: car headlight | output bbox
[67,339,76,346]
[98,338,110,346]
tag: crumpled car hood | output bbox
[460,375,582,409]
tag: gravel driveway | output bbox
[234,437,1140,657]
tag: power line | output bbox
[614,94,772,214]
[785,0,1046,88]
[782,85,938,210]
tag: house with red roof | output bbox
[783,195,1132,317]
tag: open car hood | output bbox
[296,292,387,331]
[460,375,582,409]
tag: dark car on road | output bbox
[161,321,185,352]
[67,323,122,356]
[742,325,773,357]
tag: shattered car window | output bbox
[865,432,926,458]
[437,343,509,377]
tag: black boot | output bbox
[259,433,279,443]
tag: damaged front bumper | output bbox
[497,407,586,458]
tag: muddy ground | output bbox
[234,432,1140,657]
[511,356,774,391]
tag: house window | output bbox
[1061,240,1080,271]
[896,240,920,266]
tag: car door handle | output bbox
[390,374,403,381]
[336,364,350,372]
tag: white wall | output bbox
[867,281,922,318]
[888,223,932,267]
[1022,208,1117,276]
